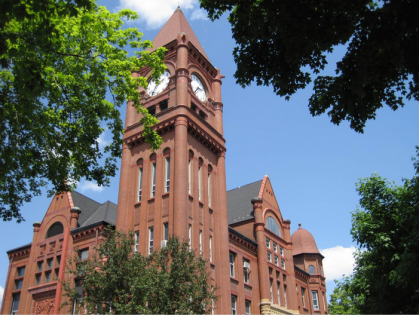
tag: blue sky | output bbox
[1,0,418,306]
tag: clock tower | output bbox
[115,7,231,313]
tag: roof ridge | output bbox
[227,179,263,192]
[72,190,101,205]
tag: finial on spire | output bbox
[298,223,302,229]
[175,4,182,12]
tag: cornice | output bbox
[71,222,108,241]
[228,227,257,253]
[8,247,31,260]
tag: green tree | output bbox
[199,0,419,133]
[0,0,166,222]
[62,229,216,315]
[331,147,419,314]
[328,277,362,315]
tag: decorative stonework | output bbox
[228,231,257,252]
[261,303,299,315]
[34,299,55,315]
[72,225,107,241]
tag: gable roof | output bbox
[227,180,263,225]
[81,200,117,227]
[70,191,102,227]
[148,7,209,60]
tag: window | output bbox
[231,295,237,315]
[273,242,277,252]
[79,248,89,261]
[54,268,59,280]
[188,152,193,195]
[266,237,270,248]
[270,279,273,303]
[47,258,53,269]
[150,161,156,197]
[243,259,250,283]
[281,259,285,270]
[37,261,43,271]
[10,293,20,315]
[199,230,202,255]
[211,286,215,315]
[266,216,281,237]
[245,300,251,315]
[188,224,192,251]
[229,253,235,277]
[159,99,168,111]
[72,280,83,315]
[149,227,154,254]
[209,236,213,262]
[138,167,143,202]
[35,274,41,285]
[134,231,139,252]
[44,271,51,282]
[274,255,279,266]
[198,158,203,201]
[277,282,281,306]
[301,288,306,308]
[163,223,169,240]
[284,285,288,308]
[312,291,319,310]
[309,265,315,275]
[208,167,212,207]
[17,266,25,277]
[165,157,170,193]
[267,251,271,262]
[319,266,322,276]
[323,292,326,311]
[56,256,61,267]
[280,246,284,256]
[14,279,23,290]
[45,222,63,238]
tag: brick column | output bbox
[116,143,132,232]
[176,32,189,107]
[173,117,188,238]
[252,197,271,312]
[216,151,231,314]
[212,69,225,135]
[70,207,81,229]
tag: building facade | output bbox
[1,8,327,315]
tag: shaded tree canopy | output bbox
[330,147,419,314]
[0,0,166,222]
[200,0,419,132]
[63,230,216,314]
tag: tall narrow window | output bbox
[319,266,322,276]
[150,161,156,197]
[284,285,288,308]
[138,166,143,202]
[10,293,20,315]
[281,258,285,270]
[274,255,279,266]
[277,282,281,306]
[280,246,284,256]
[199,230,202,255]
[267,251,272,262]
[273,242,277,252]
[229,253,235,277]
[322,292,326,311]
[211,286,215,315]
[134,231,139,252]
[266,237,270,248]
[312,291,319,310]
[245,300,251,315]
[270,279,273,303]
[209,236,213,262]
[163,222,169,240]
[301,288,306,308]
[17,266,25,277]
[149,227,154,254]
[243,259,250,283]
[72,280,83,315]
[208,166,212,207]
[231,295,237,315]
[198,158,203,201]
[188,224,192,251]
[309,265,315,274]
[165,156,170,193]
[188,151,193,195]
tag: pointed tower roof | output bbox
[149,7,209,60]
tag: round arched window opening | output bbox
[46,222,64,238]
[266,216,281,237]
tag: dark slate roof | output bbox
[6,243,32,255]
[71,191,102,227]
[81,200,117,227]
[227,180,262,225]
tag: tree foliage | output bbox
[328,277,361,315]
[62,229,216,315]
[330,147,419,314]
[0,0,166,222]
[200,0,419,133]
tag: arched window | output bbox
[309,265,315,275]
[46,222,63,238]
[266,216,281,237]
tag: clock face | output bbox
[191,74,207,102]
[146,70,171,96]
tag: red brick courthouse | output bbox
[1,8,327,315]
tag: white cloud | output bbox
[320,245,356,280]
[79,181,105,193]
[96,131,111,148]
[116,0,200,29]
[190,8,208,21]
[0,286,3,307]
